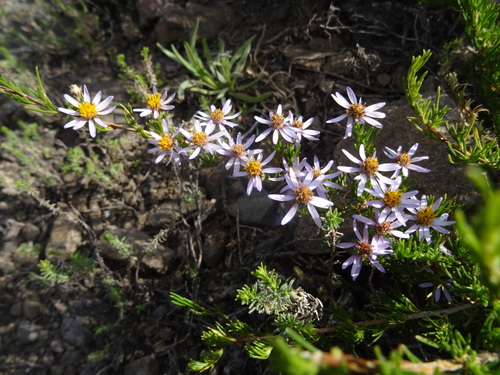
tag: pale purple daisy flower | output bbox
[133,86,175,119]
[337,144,396,196]
[269,169,334,228]
[304,156,343,199]
[254,105,298,144]
[337,222,393,281]
[326,86,386,138]
[383,143,431,178]
[288,112,320,145]
[418,269,454,303]
[195,99,241,131]
[269,156,309,184]
[217,132,262,172]
[234,151,282,195]
[364,177,420,225]
[179,120,225,159]
[58,84,116,138]
[405,195,456,244]
[353,209,409,241]
[147,119,183,166]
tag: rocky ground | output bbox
[0,0,479,374]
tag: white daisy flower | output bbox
[269,169,334,228]
[419,279,454,303]
[195,99,241,131]
[234,151,282,195]
[217,132,262,172]
[269,156,309,184]
[326,86,385,138]
[364,176,420,225]
[179,120,225,159]
[147,119,183,166]
[405,195,456,244]
[133,86,175,119]
[304,156,343,199]
[58,84,116,138]
[337,222,393,281]
[288,111,320,145]
[353,209,409,241]
[254,105,298,144]
[337,144,396,196]
[383,143,431,178]
[418,269,454,303]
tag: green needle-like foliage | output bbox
[0,67,58,114]
[157,19,271,103]
[405,50,500,168]
[457,0,500,132]
[456,167,500,300]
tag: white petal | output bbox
[268,194,294,202]
[363,116,383,127]
[58,107,79,116]
[341,149,361,164]
[346,87,357,104]
[88,120,96,138]
[155,152,167,163]
[326,114,348,123]
[282,204,299,225]
[255,128,272,143]
[96,96,116,112]
[92,91,102,105]
[63,94,80,107]
[332,92,350,108]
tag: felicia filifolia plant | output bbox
[3,46,499,374]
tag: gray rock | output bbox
[154,2,233,46]
[50,339,65,354]
[23,298,44,319]
[9,301,23,317]
[45,216,83,261]
[145,202,179,227]
[136,0,167,27]
[152,304,168,319]
[16,319,42,344]
[202,228,227,268]
[20,222,41,242]
[60,314,90,348]
[124,354,160,375]
[227,188,279,226]
[141,252,165,273]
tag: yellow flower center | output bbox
[396,152,411,167]
[361,157,379,176]
[376,221,392,236]
[192,132,208,147]
[292,118,303,129]
[210,108,225,124]
[347,103,366,120]
[270,113,285,130]
[294,186,313,204]
[146,92,162,111]
[383,190,403,208]
[158,135,174,151]
[416,206,436,226]
[356,241,373,258]
[231,144,245,158]
[244,160,262,176]
[312,168,322,180]
[78,102,98,119]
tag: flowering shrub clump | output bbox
[57,81,457,286]
[55,83,456,282]
[3,52,499,373]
